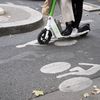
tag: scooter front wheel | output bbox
[38,29,52,44]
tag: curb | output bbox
[0,4,43,36]
[0,18,43,36]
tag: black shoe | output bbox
[78,24,90,33]
[61,24,73,36]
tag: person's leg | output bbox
[70,0,84,37]
[60,0,75,36]
[60,0,74,23]
[42,0,51,15]
[72,0,84,29]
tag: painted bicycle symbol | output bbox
[40,62,100,92]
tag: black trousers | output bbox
[72,0,84,28]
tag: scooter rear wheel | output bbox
[38,29,52,44]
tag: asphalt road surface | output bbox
[0,0,100,100]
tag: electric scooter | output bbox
[37,0,90,44]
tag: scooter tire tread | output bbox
[38,29,52,44]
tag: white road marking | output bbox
[16,39,78,48]
[54,40,78,46]
[59,77,93,92]
[40,62,71,74]
[83,2,100,12]
[57,63,100,78]
[16,40,45,48]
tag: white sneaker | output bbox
[70,28,78,38]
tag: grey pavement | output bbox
[0,0,100,100]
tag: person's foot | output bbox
[78,24,90,33]
[61,23,73,36]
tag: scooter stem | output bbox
[49,0,56,16]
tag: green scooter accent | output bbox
[49,0,56,16]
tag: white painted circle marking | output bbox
[40,62,71,74]
[54,40,77,46]
[59,77,93,92]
